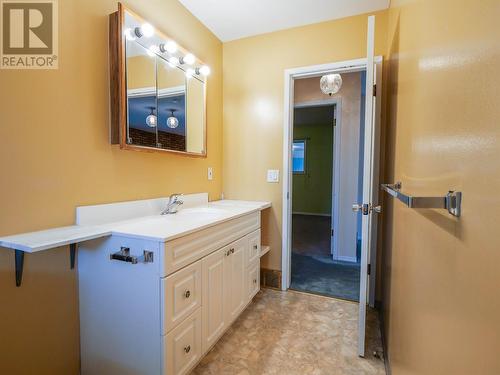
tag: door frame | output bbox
[281,57,383,305]
[293,99,341,259]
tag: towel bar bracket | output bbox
[381,182,462,217]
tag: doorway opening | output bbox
[289,71,366,302]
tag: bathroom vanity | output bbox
[0,193,270,375]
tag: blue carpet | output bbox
[290,253,360,301]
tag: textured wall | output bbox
[381,0,500,373]
[0,0,222,373]
[223,11,388,271]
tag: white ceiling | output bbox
[178,0,390,42]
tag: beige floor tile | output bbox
[193,288,386,375]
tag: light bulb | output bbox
[166,41,177,53]
[168,56,179,66]
[146,114,157,127]
[198,65,210,76]
[185,68,195,78]
[124,28,136,41]
[140,23,154,38]
[147,45,158,57]
[183,53,195,65]
[167,116,179,129]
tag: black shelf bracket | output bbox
[15,250,24,287]
[70,243,77,269]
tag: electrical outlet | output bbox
[267,169,279,183]
[208,167,213,180]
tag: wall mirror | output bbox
[109,3,208,156]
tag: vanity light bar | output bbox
[125,22,210,77]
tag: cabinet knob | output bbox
[253,279,257,284]
[184,345,191,354]
[230,248,235,254]
[184,290,191,298]
[226,250,231,256]
[253,245,258,250]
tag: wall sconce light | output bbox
[196,65,211,76]
[134,23,154,38]
[180,53,195,65]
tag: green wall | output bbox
[292,123,333,215]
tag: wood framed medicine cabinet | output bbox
[109,3,208,157]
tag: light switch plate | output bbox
[208,167,213,180]
[267,169,279,183]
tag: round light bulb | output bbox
[168,56,179,66]
[140,23,155,38]
[146,114,157,127]
[167,116,179,129]
[166,41,177,53]
[199,65,210,76]
[147,45,159,57]
[124,28,136,41]
[185,68,195,78]
[183,53,195,65]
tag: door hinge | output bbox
[373,84,377,97]
[367,264,371,275]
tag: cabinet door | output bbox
[164,308,202,375]
[225,237,247,323]
[247,261,260,301]
[202,246,227,354]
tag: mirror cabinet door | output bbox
[186,76,206,154]
[125,39,158,148]
[157,57,187,152]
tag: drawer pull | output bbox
[184,345,191,354]
[184,290,191,299]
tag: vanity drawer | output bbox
[247,261,260,301]
[162,211,260,276]
[162,260,202,335]
[164,308,202,375]
[246,229,261,266]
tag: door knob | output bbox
[352,204,363,212]
[352,203,369,215]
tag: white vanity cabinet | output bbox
[78,210,263,375]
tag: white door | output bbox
[356,14,379,358]
[225,237,246,323]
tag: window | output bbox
[292,140,306,173]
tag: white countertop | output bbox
[0,198,271,253]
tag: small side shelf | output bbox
[260,245,270,258]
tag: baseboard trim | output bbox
[292,212,331,217]
[376,300,391,375]
[334,255,357,263]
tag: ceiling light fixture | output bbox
[146,107,157,127]
[320,73,342,96]
[166,109,179,129]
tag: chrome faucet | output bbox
[161,193,184,215]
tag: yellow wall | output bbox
[381,0,500,373]
[0,0,222,373]
[223,11,388,270]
